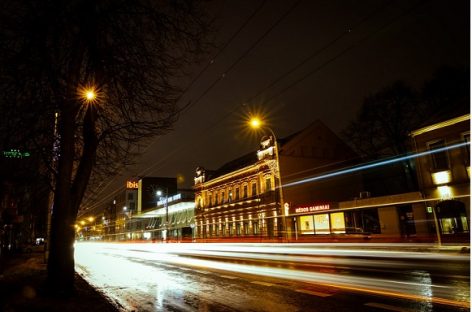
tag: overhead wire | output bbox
[80,0,426,217]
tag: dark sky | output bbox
[84,0,469,211]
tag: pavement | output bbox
[0,251,119,312]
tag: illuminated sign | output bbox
[157,193,182,206]
[126,181,139,189]
[294,204,330,214]
[3,149,31,158]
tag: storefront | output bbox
[291,203,380,237]
[289,192,430,242]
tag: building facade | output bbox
[194,121,362,241]
[411,114,470,243]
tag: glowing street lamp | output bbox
[248,116,287,240]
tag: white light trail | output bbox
[283,142,470,188]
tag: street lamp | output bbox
[249,117,287,240]
[156,189,169,242]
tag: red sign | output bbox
[294,204,330,214]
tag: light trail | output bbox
[75,242,470,309]
[283,142,470,188]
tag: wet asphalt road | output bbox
[74,242,469,312]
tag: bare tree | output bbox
[0,0,210,294]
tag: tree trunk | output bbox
[47,104,77,295]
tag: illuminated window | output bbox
[314,214,330,234]
[253,221,259,235]
[300,215,314,234]
[429,140,449,170]
[330,212,346,233]
[438,185,452,199]
[228,189,233,202]
[431,170,451,185]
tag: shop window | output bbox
[300,215,314,234]
[361,209,381,234]
[314,214,330,234]
[429,140,449,170]
[330,212,345,233]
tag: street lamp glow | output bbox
[156,190,162,197]
[249,117,262,129]
[79,85,99,103]
[85,89,96,101]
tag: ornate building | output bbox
[194,120,361,241]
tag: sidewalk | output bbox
[0,251,119,312]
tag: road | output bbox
[74,242,469,312]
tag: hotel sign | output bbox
[294,204,330,214]
[126,181,139,189]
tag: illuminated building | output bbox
[194,121,362,240]
[411,114,470,243]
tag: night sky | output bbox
[84,0,469,211]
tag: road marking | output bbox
[365,302,414,312]
[251,281,274,287]
[295,289,332,297]
[219,275,238,280]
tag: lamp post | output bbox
[249,117,287,241]
[156,189,169,242]
[123,206,132,240]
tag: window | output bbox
[221,191,225,204]
[235,188,240,200]
[243,185,248,198]
[265,177,271,192]
[251,182,257,196]
[228,189,233,202]
[330,212,346,234]
[253,221,259,235]
[208,194,212,207]
[300,215,314,234]
[314,214,330,234]
[429,140,449,170]
[215,193,218,205]
[128,192,134,200]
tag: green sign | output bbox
[3,149,31,158]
